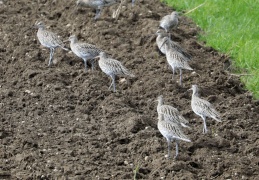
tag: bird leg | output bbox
[48,48,54,66]
[109,74,116,92]
[171,67,175,80]
[90,59,95,70]
[112,75,116,92]
[94,8,102,20]
[167,139,171,159]
[83,58,88,72]
[174,140,179,159]
[201,116,208,134]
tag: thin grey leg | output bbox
[174,141,179,159]
[108,82,113,90]
[201,116,208,134]
[90,59,95,70]
[83,58,88,72]
[167,139,171,159]
[94,8,102,20]
[48,48,54,66]
[111,74,116,92]
[171,66,175,79]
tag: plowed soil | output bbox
[0,0,259,179]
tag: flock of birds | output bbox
[33,0,222,159]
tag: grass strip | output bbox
[163,0,259,98]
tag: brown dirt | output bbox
[0,0,259,179]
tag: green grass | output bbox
[164,0,259,98]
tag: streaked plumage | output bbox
[155,30,192,60]
[165,43,193,86]
[190,85,222,134]
[35,21,68,66]
[160,11,179,33]
[76,0,120,19]
[69,35,103,72]
[157,113,191,159]
[96,52,135,92]
[157,95,190,128]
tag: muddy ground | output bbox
[0,0,259,179]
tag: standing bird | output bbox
[159,11,179,34]
[68,35,103,72]
[164,43,193,86]
[35,21,68,66]
[156,95,190,128]
[189,85,222,134]
[155,30,192,60]
[95,52,135,92]
[76,0,120,20]
[157,112,191,159]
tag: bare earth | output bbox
[0,0,259,179]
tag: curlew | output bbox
[156,95,190,128]
[189,85,222,134]
[76,0,120,19]
[95,52,134,92]
[68,35,103,72]
[160,11,179,34]
[155,30,191,60]
[164,43,193,86]
[157,112,191,159]
[35,21,68,66]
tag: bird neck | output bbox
[158,113,163,122]
[70,38,78,44]
[38,26,45,31]
[157,98,163,107]
[192,89,199,97]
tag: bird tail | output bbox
[61,46,69,51]
[180,123,191,129]
[177,136,191,142]
[184,62,193,71]
[122,67,135,77]
[211,109,222,122]
[212,115,222,122]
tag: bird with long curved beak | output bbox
[94,52,135,92]
[189,85,222,134]
[34,21,69,66]
[76,0,120,20]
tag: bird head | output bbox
[68,35,77,42]
[34,21,45,29]
[171,11,179,17]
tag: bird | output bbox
[155,30,192,60]
[35,21,68,66]
[95,52,135,92]
[164,43,193,86]
[76,0,120,20]
[157,112,191,159]
[156,95,190,128]
[159,11,179,33]
[68,35,103,72]
[189,85,222,134]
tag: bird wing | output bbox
[102,58,134,77]
[166,49,193,70]
[76,42,102,56]
[193,96,221,121]
[44,30,64,47]
[158,105,190,129]
[159,121,191,142]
